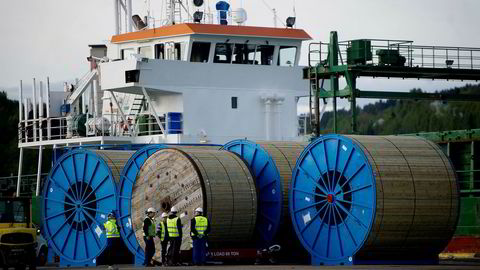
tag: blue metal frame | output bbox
[222,140,283,247]
[42,149,119,267]
[289,134,376,265]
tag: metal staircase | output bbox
[127,95,145,116]
[66,70,97,104]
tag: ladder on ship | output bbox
[167,0,183,24]
[309,70,325,136]
[127,94,145,116]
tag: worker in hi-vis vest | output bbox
[143,207,157,267]
[156,212,169,265]
[166,206,182,266]
[190,207,210,266]
[103,210,120,270]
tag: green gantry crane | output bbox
[305,31,480,135]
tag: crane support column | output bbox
[328,32,339,133]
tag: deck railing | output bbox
[18,113,183,143]
[308,39,480,70]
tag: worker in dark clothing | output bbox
[156,212,169,265]
[166,206,182,266]
[190,207,210,266]
[143,207,157,267]
[103,210,120,270]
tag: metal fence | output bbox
[308,39,480,70]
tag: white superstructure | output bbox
[16,0,311,195]
[102,22,310,144]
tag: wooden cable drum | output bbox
[289,135,459,265]
[222,140,307,251]
[259,142,308,225]
[130,148,257,259]
[348,135,459,260]
[117,144,222,262]
[92,150,136,184]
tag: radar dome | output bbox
[233,8,247,24]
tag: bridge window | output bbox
[255,45,275,65]
[278,46,297,66]
[121,48,136,60]
[190,42,211,63]
[166,42,184,60]
[155,44,165,59]
[174,43,182,60]
[139,46,153,58]
[214,43,233,63]
[232,44,257,64]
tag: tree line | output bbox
[318,84,480,135]
[0,91,52,180]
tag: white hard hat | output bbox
[170,206,178,213]
[161,212,168,218]
[195,207,203,213]
[147,207,156,213]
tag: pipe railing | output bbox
[309,39,480,70]
[18,113,183,143]
[0,173,48,196]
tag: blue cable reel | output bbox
[42,149,119,267]
[222,140,283,247]
[117,144,165,264]
[289,135,376,265]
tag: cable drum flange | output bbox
[42,149,134,265]
[290,135,376,265]
[118,145,166,261]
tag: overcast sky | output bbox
[1,0,479,106]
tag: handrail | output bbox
[308,39,480,70]
[18,112,184,143]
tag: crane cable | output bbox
[260,0,286,27]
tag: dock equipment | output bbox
[129,148,256,261]
[289,135,459,265]
[42,149,134,267]
[222,140,307,250]
[117,144,221,264]
[407,129,480,255]
[305,31,480,135]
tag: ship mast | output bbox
[113,0,133,34]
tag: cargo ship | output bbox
[9,0,479,268]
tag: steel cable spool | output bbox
[130,148,257,260]
[289,135,459,265]
[118,145,222,262]
[222,140,307,248]
[42,149,135,266]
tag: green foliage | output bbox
[319,84,480,135]
[0,91,52,177]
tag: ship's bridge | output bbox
[101,23,311,90]
[109,23,310,65]
[95,23,312,145]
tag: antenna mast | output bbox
[273,8,277,28]
[166,0,193,25]
[113,0,133,34]
[261,0,284,27]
